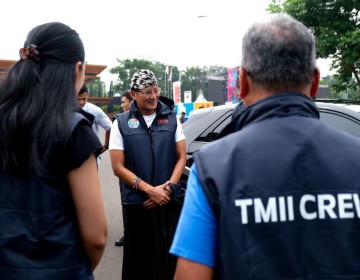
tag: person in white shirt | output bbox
[78,84,112,154]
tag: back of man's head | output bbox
[121,90,132,101]
[241,13,316,92]
[79,84,88,95]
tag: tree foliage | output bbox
[180,66,209,100]
[109,58,171,94]
[267,0,360,93]
[109,58,226,102]
[87,79,106,97]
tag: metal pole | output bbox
[164,69,167,97]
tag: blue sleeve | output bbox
[169,163,218,267]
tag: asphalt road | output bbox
[94,129,123,280]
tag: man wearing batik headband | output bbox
[109,69,187,280]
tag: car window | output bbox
[194,110,233,142]
[320,111,360,137]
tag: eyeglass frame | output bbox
[135,87,161,96]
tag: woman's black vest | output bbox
[0,111,92,279]
[116,98,177,204]
[195,93,360,279]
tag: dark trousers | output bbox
[122,202,181,280]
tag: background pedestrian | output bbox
[78,84,112,154]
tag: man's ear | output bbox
[239,67,249,99]
[310,67,320,98]
[130,90,137,100]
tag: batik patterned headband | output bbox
[130,69,158,91]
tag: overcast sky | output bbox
[1,0,332,89]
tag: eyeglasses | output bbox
[137,87,161,96]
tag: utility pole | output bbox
[165,66,172,98]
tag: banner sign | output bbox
[172,81,181,104]
[227,68,238,102]
[184,90,192,103]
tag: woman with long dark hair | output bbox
[0,22,107,279]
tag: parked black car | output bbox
[181,102,360,177]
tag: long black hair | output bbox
[0,22,85,175]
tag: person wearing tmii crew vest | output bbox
[171,13,360,280]
[109,69,186,280]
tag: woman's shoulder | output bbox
[72,109,94,130]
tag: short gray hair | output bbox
[241,13,316,92]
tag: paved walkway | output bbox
[94,129,123,280]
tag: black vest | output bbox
[116,98,177,204]
[195,93,360,279]
[0,111,92,280]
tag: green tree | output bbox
[97,79,104,97]
[180,66,208,102]
[322,75,360,99]
[267,0,360,93]
[179,65,225,102]
[110,57,226,102]
[87,79,106,97]
[109,58,172,95]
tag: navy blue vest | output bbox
[0,111,92,280]
[116,98,177,204]
[195,93,360,279]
